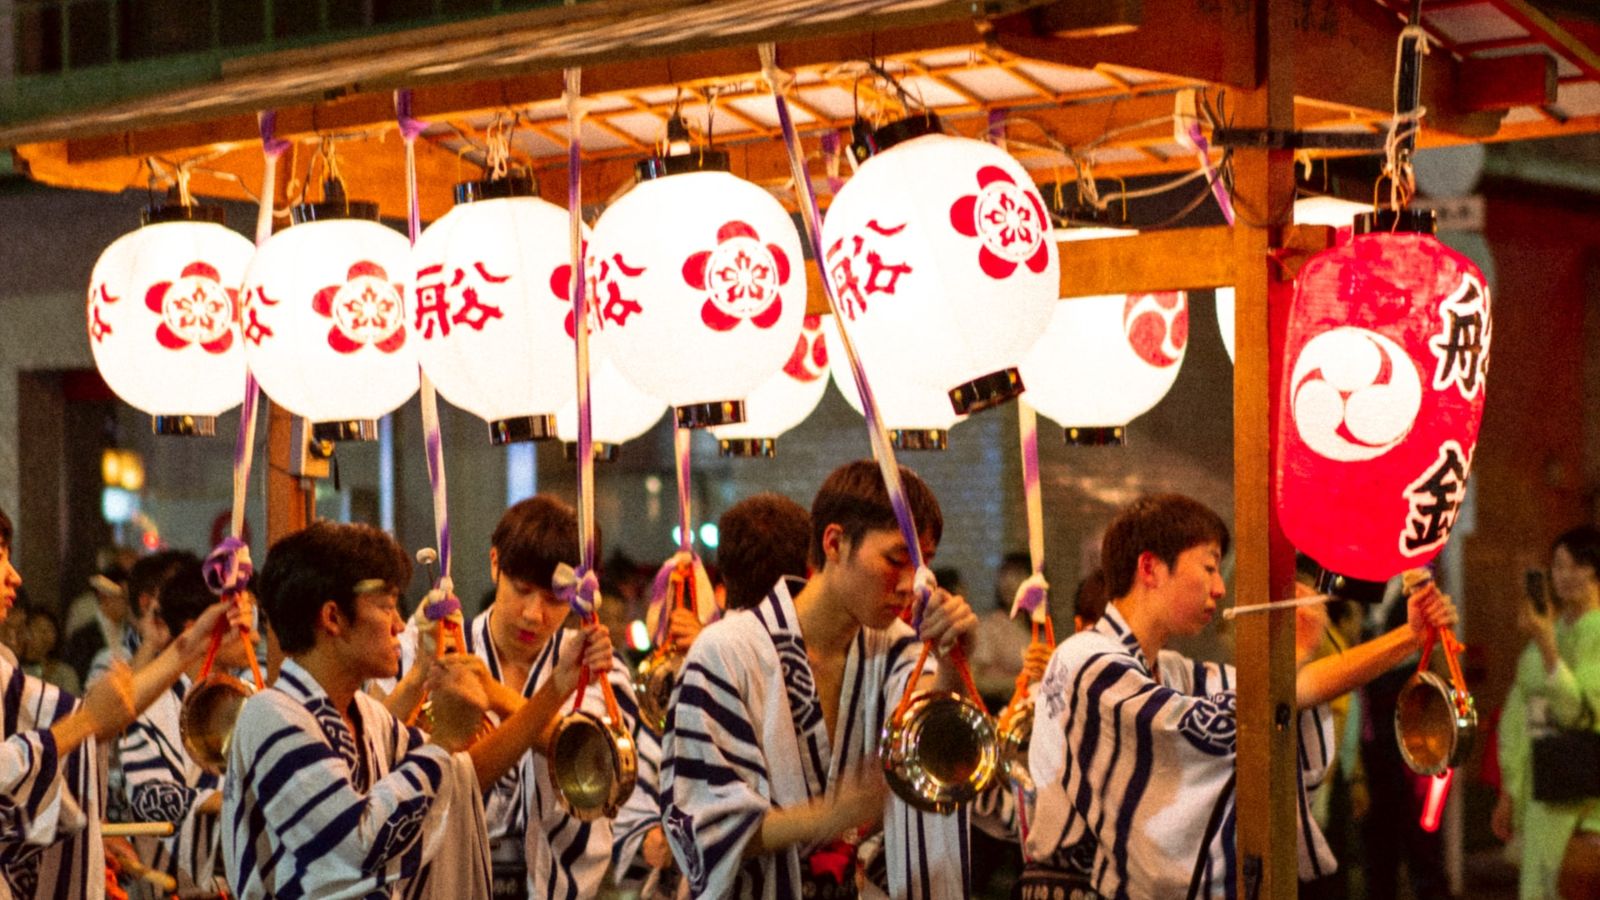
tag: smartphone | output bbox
[1525,568,1548,616]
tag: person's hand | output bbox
[919,589,978,659]
[82,661,137,739]
[426,655,489,752]
[642,825,673,870]
[1020,642,1052,683]
[170,601,229,661]
[823,758,889,836]
[136,606,171,657]
[1518,599,1557,658]
[668,608,702,652]
[1491,791,1515,843]
[552,622,614,699]
[1403,578,1458,648]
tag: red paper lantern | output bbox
[1275,210,1491,585]
[86,205,253,435]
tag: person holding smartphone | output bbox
[1494,525,1600,898]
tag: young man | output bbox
[612,492,813,897]
[72,550,194,685]
[0,508,232,899]
[1025,493,1459,898]
[222,520,610,900]
[662,460,978,899]
[117,559,254,896]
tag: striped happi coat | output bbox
[462,612,629,900]
[0,654,104,899]
[1025,605,1335,899]
[222,659,489,900]
[610,686,672,897]
[118,675,225,895]
[661,577,969,900]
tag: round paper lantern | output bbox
[709,314,829,457]
[556,356,667,461]
[821,119,1059,415]
[241,198,418,439]
[1275,209,1491,587]
[413,176,580,443]
[1019,291,1188,445]
[826,316,962,450]
[588,155,805,428]
[86,205,253,435]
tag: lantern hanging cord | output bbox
[1383,0,1430,211]
[485,112,513,181]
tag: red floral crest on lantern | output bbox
[684,221,790,332]
[781,315,829,383]
[948,166,1050,279]
[312,261,407,354]
[1122,292,1188,368]
[144,262,237,354]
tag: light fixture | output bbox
[709,314,829,457]
[821,117,1059,416]
[240,182,419,443]
[587,141,805,428]
[87,203,253,436]
[413,173,581,444]
[1276,208,1492,589]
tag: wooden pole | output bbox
[261,150,314,547]
[1233,0,1299,896]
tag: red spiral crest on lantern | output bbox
[948,165,1050,279]
[1122,292,1188,368]
[311,261,407,354]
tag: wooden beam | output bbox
[1456,52,1558,112]
[802,225,1334,313]
[1231,0,1299,896]
[989,0,1508,137]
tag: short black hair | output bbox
[1554,526,1600,575]
[718,493,810,610]
[1100,494,1230,599]
[0,507,10,549]
[490,495,588,589]
[129,550,199,604]
[809,460,943,569]
[1074,568,1109,626]
[258,522,411,655]
[157,559,216,636]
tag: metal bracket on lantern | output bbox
[1209,128,1388,152]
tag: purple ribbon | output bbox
[396,89,455,594]
[1011,401,1050,623]
[553,562,599,620]
[762,46,935,621]
[565,69,600,579]
[423,590,462,621]
[203,535,254,596]
[1185,120,1236,226]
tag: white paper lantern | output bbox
[821,125,1059,415]
[413,179,581,443]
[709,314,830,456]
[556,355,667,459]
[588,158,805,428]
[1020,290,1189,445]
[825,316,963,450]
[86,208,253,434]
[241,205,418,437]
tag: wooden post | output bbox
[1233,0,1299,896]
[261,150,314,547]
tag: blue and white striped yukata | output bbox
[1025,605,1334,899]
[118,674,226,895]
[0,654,105,899]
[661,576,969,900]
[221,658,489,900]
